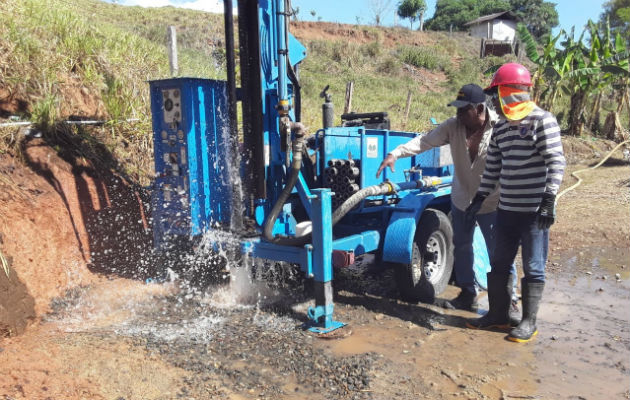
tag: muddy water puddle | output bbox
[320,247,630,399]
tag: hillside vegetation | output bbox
[2,0,519,182]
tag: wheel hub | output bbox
[423,232,447,285]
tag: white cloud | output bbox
[114,0,234,14]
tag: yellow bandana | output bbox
[498,85,535,121]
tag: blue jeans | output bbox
[491,210,548,283]
[451,204,518,295]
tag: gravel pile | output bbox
[137,294,380,399]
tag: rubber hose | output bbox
[262,136,304,243]
[331,183,392,225]
[556,139,630,202]
[267,180,393,247]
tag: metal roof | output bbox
[464,11,518,26]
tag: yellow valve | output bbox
[277,99,290,116]
[385,182,395,194]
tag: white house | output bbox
[465,11,519,57]
[465,11,518,41]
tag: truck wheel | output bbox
[394,209,454,303]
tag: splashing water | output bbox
[46,85,308,342]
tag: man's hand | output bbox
[464,193,486,230]
[376,154,396,178]
[537,192,556,230]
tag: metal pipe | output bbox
[237,0,266,199]
[223,0,243,231]
[392,176,454,191]
[276,0,289,111]
[0,119,141,128]
[223,0,238,135]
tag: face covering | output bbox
[498,85,535,121]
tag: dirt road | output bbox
[0,140,628,400]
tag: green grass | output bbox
[398,46,451,72]
[298,36,493,133]
[0,0,229,182]
[9,0,605,183]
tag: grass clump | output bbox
[398,45,451,71]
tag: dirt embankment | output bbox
[0,136,155,337]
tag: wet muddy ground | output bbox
[1,245,628,400]
[0,156,628,400]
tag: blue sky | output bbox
[111,0,608,35]
[291,0,608,35]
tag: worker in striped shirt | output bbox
[464,63,566,343]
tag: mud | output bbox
[0,246,628,400]
[0,139,628,399]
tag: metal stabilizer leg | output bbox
[307,281,345,334]
[306,189,345,334]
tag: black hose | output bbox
[262,125,305,244]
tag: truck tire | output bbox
[394,209,454,303]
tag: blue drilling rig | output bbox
[148,0,490,333]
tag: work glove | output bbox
[464,193,486,230]
[537,192,556,230]
[376,154,397,178]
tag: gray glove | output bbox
[464,193,486,230]
[537,192,556,230]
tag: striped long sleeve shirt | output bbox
[478,106,566,213]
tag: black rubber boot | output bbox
[507,273,521,327]
[442,289,478,311]
[508,280,544,342]
[509,299,521,327]
[466,273,511,330]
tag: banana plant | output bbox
[600,34,630,138]
[516,24,575,111]
[561,23,606,136]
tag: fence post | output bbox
[168,26,178,76]
[403,90,413,129]
[344,81,354,114]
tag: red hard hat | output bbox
[485,63,532,92]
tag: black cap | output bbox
[448,84,486,108]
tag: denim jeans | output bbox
[491,210,549,283]
[451,203,518,295]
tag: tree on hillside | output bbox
[600,0,630,43]
[425,0,509,32]
[397,0,427,30]
[477,0,511,16]
[509,0,559,39]
[425,0,557,39]
[370,0,393,26]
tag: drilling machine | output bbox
[148,0,490,333]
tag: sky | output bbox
[110,0,609,36]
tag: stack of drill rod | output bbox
[324,159,361,209]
